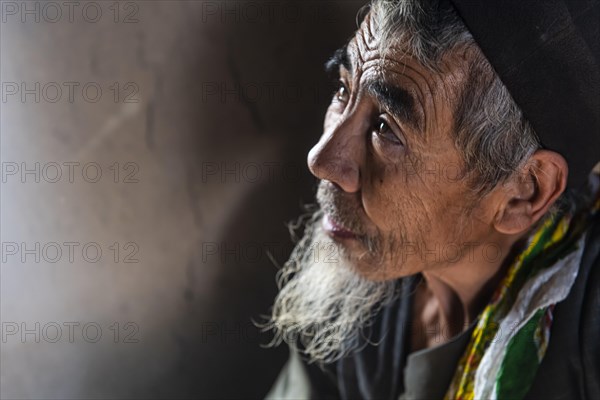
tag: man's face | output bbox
[309,13,492,281]
[267,12,504,364]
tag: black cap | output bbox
[448,0,600,189]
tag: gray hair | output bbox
[369,0,542,195]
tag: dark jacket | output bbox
[266,215,600,399]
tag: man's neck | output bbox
[410,233,528,351]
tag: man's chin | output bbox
[323,237,403,282]
[266,221,399,363]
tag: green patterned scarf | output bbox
[444,167,600,400]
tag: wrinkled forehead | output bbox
[346,11,416,70]
[343,12,391,80]
[346,10,472,104]
[350,12,379,61]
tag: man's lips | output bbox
[322,214,358,239]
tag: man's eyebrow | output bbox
[325,44,351,76]
[366,80,423,131]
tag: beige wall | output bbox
[0,1,365,398]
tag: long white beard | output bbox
[264,209,399,364]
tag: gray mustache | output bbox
[315,180,387,256]
[316,180,366,236]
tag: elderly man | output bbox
[263,0,599,399]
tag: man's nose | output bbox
[307,117,363,193]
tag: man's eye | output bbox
[374,117,403,145]
[334,82,349,102]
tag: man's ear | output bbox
[493,150,568,235]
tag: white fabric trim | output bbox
[473,233,587,399]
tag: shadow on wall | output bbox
[0,0,366,398]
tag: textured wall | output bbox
[0,1,365,398]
